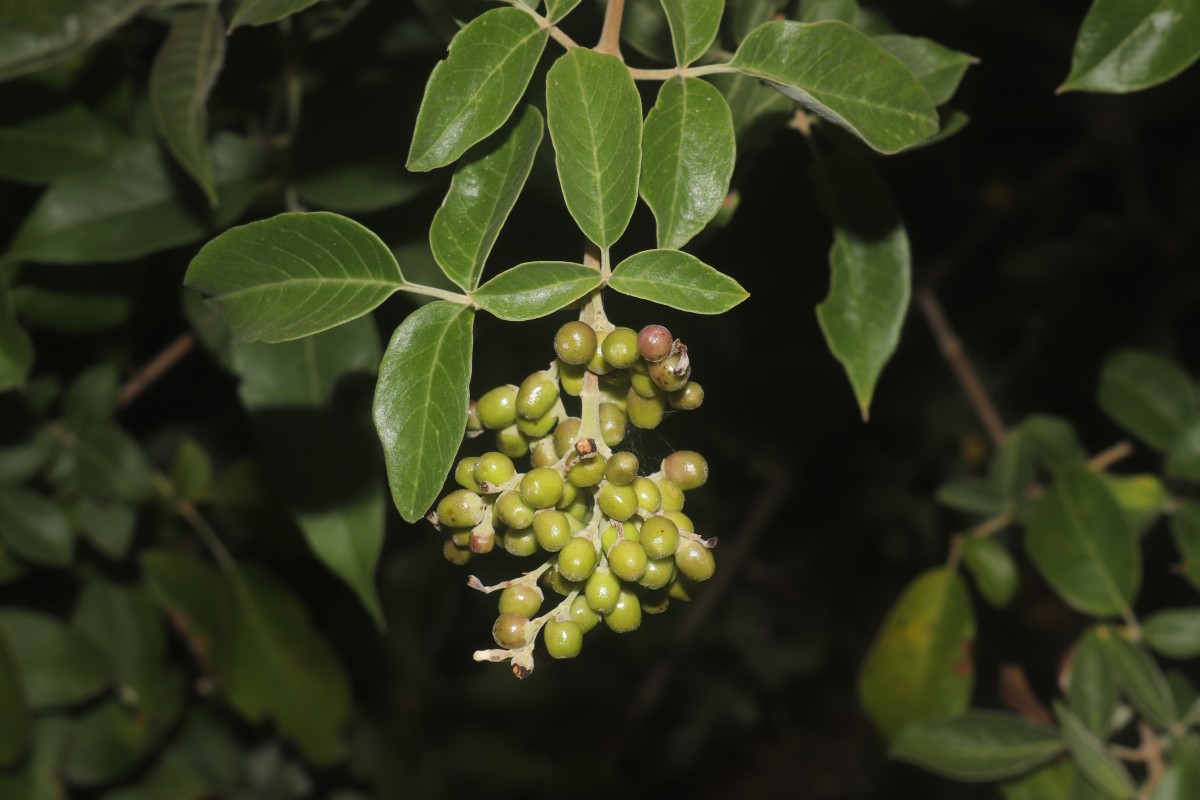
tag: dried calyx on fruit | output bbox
[429,315,717,678]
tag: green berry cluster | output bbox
[431,320,716,678]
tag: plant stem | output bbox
[117,332,196,408]
[401,283,476,306]
[503,1,580,50]
[596,0,625,58]
[627,63,737,80]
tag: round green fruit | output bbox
[640,515,680,559]
[626,387,666,430]
[558,360,585,396]
[662,451,708,491]
[597,482,638,521]
[553,417,581,457]
[648,354,689,392]
[557,537,598,582]
[543,619,583,659]
[495,424,530,458]
[668,381,704,411]
[570,595,601,633]
[473,452,515,490]
[496,491,535,530]
[533,509,572,552]
[492,613,531,648]
[675,539,715,582]
[517,372,559,420]
[605,451,639,485]
[437,489,485,528]
[554,321,597,365]
[639,556,675,589]
[503,527,539,557]
[601,326,639,369]
[608,539,648,582]
[455,457,481,492]
[498,584,543,618]
[567,454,606,488]
[519,467,565,509]
[605,588,642,633]
[477,385,518,429]
[599,403,627,447]
[584,569,621,614]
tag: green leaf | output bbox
[295,164,429,214]
[0,0,150,82]
[0,610,111,709]
[1099,473,1167,534]
[546,47,643,249]
[809,153,909,418]
[407,9,548,172]
[0,716,69,799]
[1061,0,1200,94]
[63,364,119,431]
[1143,608,1200,659]
[186,211,404,343]
[961,536,1018,609]
[799,0,858,23]
[989,430,1037,504]
[52,427,155,503]
[891,711,1063,781]
[640,77,736,250]
[730,21,939,154]
[1054,700,1137,800]
[545,0,582,24]
[141,550,223,669]
[71,579,166,699]
[730,0,787,42]
[374,302,475,523]
[609,249,748,314]
[710,71,793,149]
[1067,629,1117,737]
[1020,415,1088,475]
[472,262,601,321]
[859,567,975,738]
[1001,760,1081,800]
[1153,737,1200,800]
[873,34,975,106]
[429,105,543,292]
[1098,627,1179,729]
[7,134,265,264]
[1097,350,1197,452]
[0,275,33,393]
[660,0,723,65]
[65,676,185,786]
[76,500,137,561]
[1166,420,1200,483]
[937,478,1005,515]
[171,439,213,503]
[230,0,326,30]
[1025,469,1139,617]
[150,7,226,206]
[0,487,73,567]
[0,623,28,766]
[0,88,117,183]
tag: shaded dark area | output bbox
[2,0,1199,798]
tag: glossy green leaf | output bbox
[609,250,748,314]
[1098,350,1197,452]
[1055,701,1137,800]
[472,262,601,321]
[186,211,404,343]
[63,364,119,431]
[799,0,858,23]
[730,21,939,153]
[1061,0,1200,94]
[0,0,149,81]
[0,90,116,183]
[1143,608,1200,659]
[7,134,265,264]
[936,479,1005,516]
[150,7,225,206]
[0,623,28,766]
[0,276,33,392]
[1025,469,1139,617]
[1067,629,1117,737]
[374,302,475,523]
[891,711,1063,781]
[0,487,73,567]
[51,426,155,503]
[546,47,643,249]
[1166,420,1200,482]
[859,568,975,738]
[873,35,975,108]
[809,153,909,418]
[76,500,137,561]
[545,0,582,23]
[660,0,723,65]
[961,536,1018,609]
[230,0,326,30]
[407,9,548,172]
[710,71,793,149]
[1020,415,1088,474]
[1098,626,1178,729]
[730,0,787,42]
[0,610,111,709]
[296,164,429,214]
[430,105,543,292]
[640,77,736,250]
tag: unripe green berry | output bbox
[499,584,543,618]
[662,450,708,491]
[543,619,583,659]
[584,569,621,614]
[496,491,535,530]
[493,613,531,648]
[600,521,640,553]
[663,509,694,532]
[633,477,662,512]
[675,539,715,582]
[558,360,585,397]
[640,589,671,615]
[601,326,639,369]
[517,409,558,438]
[519,467,564,509]
[604,451,639,485]
[640,515,680,559]
[667,577,697,601]
[554,321,597,365]
[629,363,659,399]
[556,480,579,510]
[477,385,518,429]
[553,417,581,457]
[668,381,704,411]
[597,482,638,521]
[454,456,482,492]
[503,527,539,557]
[608,539,648,582]
[585,331,613,375]
[658,479,685,511]
[437,489,485,528]
[599,402,627,447]
[533,509,572,552]
[567,454,606,488]
[570,595,601,633]
[449,529,472,547]
[604,588,642,633]
[626,387,666,430]
[601,369,631,390]
[496,424,530,458]
[639,556,675,589]
[443,539,472,565]
[637,324,673,362]
[517,372,559,420]
[529,437,558,468]
[466,401,482,432]
[474,451,515,490]
[543,566,581,597]
[648,354,690,392]
[557,537,598,582]
[564,494,591,522]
